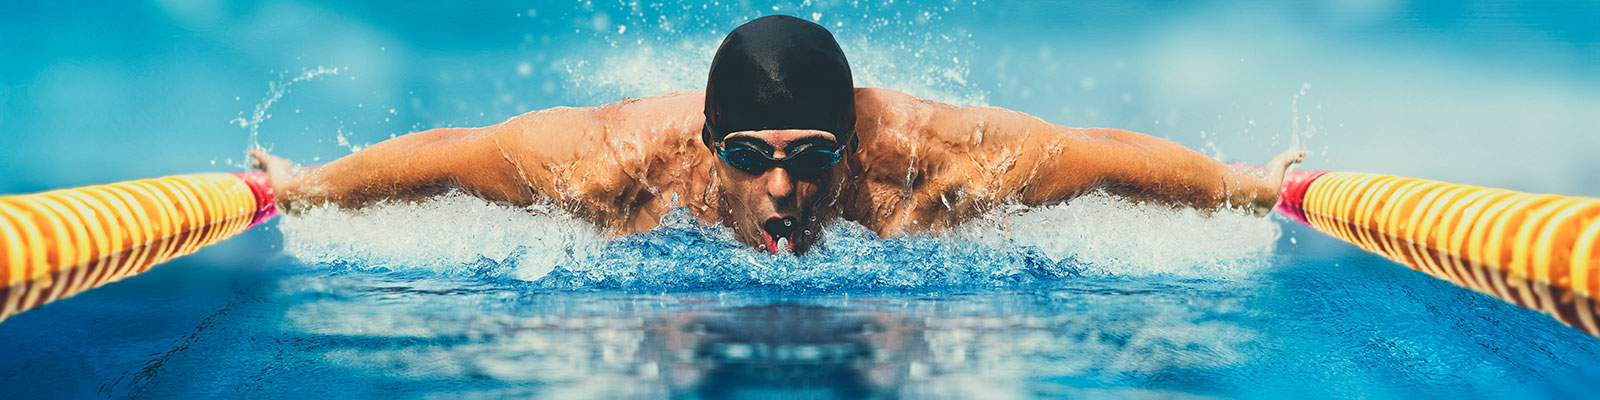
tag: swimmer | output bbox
[250,15,1305,255]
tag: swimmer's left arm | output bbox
[1041,127,1304,214]
[939,106,1303,214]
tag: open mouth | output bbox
[761,216,798,254]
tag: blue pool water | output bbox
[3,1,1599,398]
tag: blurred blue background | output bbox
[2,0,1596,195]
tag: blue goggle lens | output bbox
[718,141,842,179]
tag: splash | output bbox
[278,194,602,282]
[559,1,985,107]
[991,194,1280,277]
[277,192,1279,291]
[232,66,343,156]
[1289,82,1325,157]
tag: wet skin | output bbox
[251,88,1304,254]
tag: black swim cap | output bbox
[703,15,855,148]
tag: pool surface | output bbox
[2,1,1598,398]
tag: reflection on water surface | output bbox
[280,273,1259,399]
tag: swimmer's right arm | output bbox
[250,91,705,215]
[247,127,531,213]
[248,108,601,213]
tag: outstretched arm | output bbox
[1028,125,1304,213]
[248,105,608,213]
[930,104,1303,214]
[249,90,708,221]
[249,125,535,213]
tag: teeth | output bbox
[776,237,790,252]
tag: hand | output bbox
[1264,149,1307,185]
[1246,149,1307,215]
[248,149,299,199]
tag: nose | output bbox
[765,167,796,200]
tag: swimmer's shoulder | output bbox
[852,88,927,118]
[595,90,707,142]
[503,90,705,139]
[852,88,1003,149]
[486,90,708,165]
[861,88,1073,146]
[851,88,934,139]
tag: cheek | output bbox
[720,180,754,203]
[714,175,760,216]
[719,171,771,203]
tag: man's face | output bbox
[712,129,842,255]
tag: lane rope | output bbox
[0,172,274,321]
[1277,169,1600,338]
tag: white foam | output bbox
[277,191,1278,288]
[982,193,1280,278]
[278,193,604,282]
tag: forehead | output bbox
[725,129,836,144]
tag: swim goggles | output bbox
[716,136,843,180]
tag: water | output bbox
[5,224,1598,398]
[2,0,1599,398]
